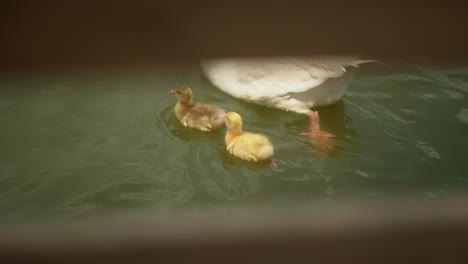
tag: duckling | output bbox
[224,112,274,162]
[170,85,226,132]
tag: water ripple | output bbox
[155,104,178,140]
[457,108,468,124]
[355,74,434,85]
[417,66,468,94]
[415,140,441,160]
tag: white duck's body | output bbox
[201,56,373,114]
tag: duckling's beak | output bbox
[169,89,177,94]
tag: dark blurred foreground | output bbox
[2,199,468,264]
[2,0,468,72]
[1,1,468,263]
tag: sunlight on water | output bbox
[0,63,468,223]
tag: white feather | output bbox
[257,144,274,160]
[201,56,374,114]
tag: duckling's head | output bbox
[170,85,193,104]
[225,112,242,131]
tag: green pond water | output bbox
[1,62,468,223]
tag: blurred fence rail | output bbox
[1,200,468,263]
[1,0,468,72]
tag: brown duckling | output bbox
[224,112,274,162]
[170,85,226,132]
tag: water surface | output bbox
[1,63,468,223]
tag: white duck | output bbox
[201,56,375,137]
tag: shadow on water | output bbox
[312,100,359,157]
[314,100,356,137]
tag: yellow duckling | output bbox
[224,112,274,162]
[170,85,226,132]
